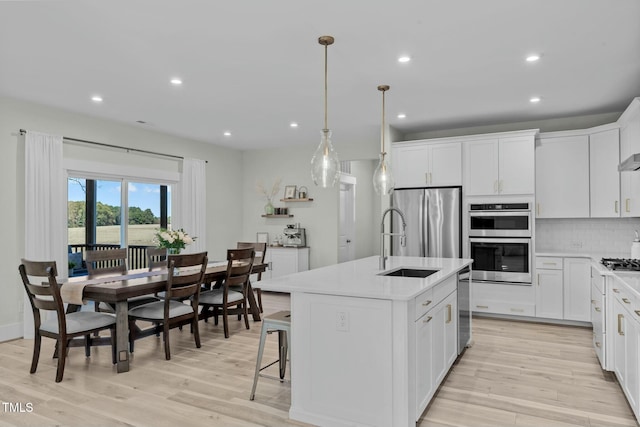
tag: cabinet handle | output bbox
[429,172,432,184]
[618,313,625,336]
[446,304,452,323]
[623,298,631,304]
[268,262,273,269]
[595,307,601,312]
[591,299,596,304]
[635,310,640,317]
[422,300,432,307]
[542,262,557,266]
[510,308,524,313]
[499,180,503,193]
[596,342,602,348]
[613,288,620,293]
[536,203,540,216]
[423,316,433,323]
[476,305,489,309]
[425,172,429,184]
[626,198,631,213]
[615,200,619,213]
[537,273,540,286]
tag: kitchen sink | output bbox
[380,268,439,278]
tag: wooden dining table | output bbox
[64,262,267,373]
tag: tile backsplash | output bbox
[536,218,640,255]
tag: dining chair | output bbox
[147,247,168,271]
[237,242,267,313]
[127,252,208,360]
[199,248,255,338]
[19,259,117,382]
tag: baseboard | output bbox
[0,322,23,343]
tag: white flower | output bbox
[184,235,193,245]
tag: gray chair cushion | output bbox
[40,311,116,334]
[128,300,194,321]
[199,289,244,305]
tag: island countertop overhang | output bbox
[258,255,472,301]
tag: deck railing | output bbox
[68,244,153,271]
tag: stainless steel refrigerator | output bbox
[390,186,462,258]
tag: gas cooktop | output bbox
[601,258,640,271]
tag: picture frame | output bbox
[256,232,269,244]
[284,185,297,199]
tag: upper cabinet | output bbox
[464,134,535,196]
[590,128,620,218]
[619,98,640,217]
[535,133,590,218]
[392,141,461,188]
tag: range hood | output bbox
[619,153,640,171]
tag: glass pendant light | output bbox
[311,35,340,188]
[373,85,395,195]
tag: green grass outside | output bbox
[68,224,167,246]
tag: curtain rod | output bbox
[18,129,204,163]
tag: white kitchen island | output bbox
[258,255,473,427]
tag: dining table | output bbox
[62,261,267,373]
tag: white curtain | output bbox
[174,158,207,254]
[23,131,66,338]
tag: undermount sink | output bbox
[380,268,439,278]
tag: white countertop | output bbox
[258,255,473,301]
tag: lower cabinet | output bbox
[535,256,591,321]
[415,289,457,418]
[264,246,309,279]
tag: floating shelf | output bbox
[280,198,314,202]
[261,214,294,218]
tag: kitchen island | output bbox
[258,255,473,427]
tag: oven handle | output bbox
[469,237,532,244]
[469,211,531,217]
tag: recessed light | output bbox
[170,78,183,85]
[91,95,103,102]
[530,97,541,103]
[223,131,231,136]
[526,54,540,62]
[290,122,299,128]
[398,56,411,63]
[397,113,406,119]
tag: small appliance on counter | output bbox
[283,224,306,247]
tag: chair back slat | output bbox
[236,242,265,281]
[164,252,208,301]
[147,247,168,271]
[86,248,128,276]
[225,248,255,291]
[19,260,66,326]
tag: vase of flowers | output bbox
[256,178,281,215]
[154,228,195,254]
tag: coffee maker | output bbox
[283,224,306,247]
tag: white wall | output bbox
[0,96,244,339]
[536,218,640,256]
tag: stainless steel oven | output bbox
[469,203,532,284]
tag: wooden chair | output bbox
[199,248,255,338]
[147,247,168,271]
[237,242,267,312]
[19,259,117,382]
[128,252,208,360]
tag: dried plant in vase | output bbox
[256,178,282,215]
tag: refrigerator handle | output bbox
[420,191,426,257]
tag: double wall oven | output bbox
[469,203,532,285]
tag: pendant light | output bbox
[373,85,395,195]
[311,35,340,188]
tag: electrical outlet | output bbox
[336,311,349,332]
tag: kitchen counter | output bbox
[258,255,472,427]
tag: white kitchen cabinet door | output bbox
[535,135,590,218]
[464,139,499,196]
[392,144,429,188]
[265,247,309,279]
[415,310,434,416]
[612,296,640,415]
[619,98,640,217]
[590,128,621,218]
[443,292,458,368]
[429,142,462,186]
[499,136,535,195]
[535,269,564,319]
[562,258,591,321]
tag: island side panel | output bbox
[290,292,394,427]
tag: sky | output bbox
[68,178,170,217]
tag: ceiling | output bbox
[1,1,639,151]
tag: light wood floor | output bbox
[0,293,636,427]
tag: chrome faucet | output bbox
[380,207,407,270]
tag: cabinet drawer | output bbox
[432,275,457,305]
[414,288,434,320]
[536,257,563,270]
[473,299,535,317]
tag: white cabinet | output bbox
[392,141,461,188]
[591,268,606,369]
[535,256,591,321]
[464,135,535,196]
[535,134,589,218]
[535,257,564,319]
[264,247,309,279]
[619,98,640,217]
[415,308,434,413]
[590,128,621,217]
